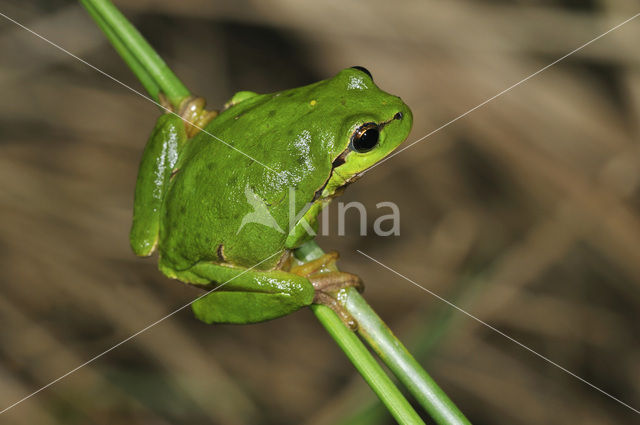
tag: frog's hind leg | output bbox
[193,291,306,324]
[163,260,315,325]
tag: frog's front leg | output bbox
[163,261,315,324]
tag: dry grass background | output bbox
[1,0,639,424]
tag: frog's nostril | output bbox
[394,112,403,120]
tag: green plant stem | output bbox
[80,0,160,99]
[346,289,470,425]
[312,305,425,425]
[332,275,478,425]
[296,241,471,425]
[79,0,190,108]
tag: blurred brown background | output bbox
[1,0,639,424]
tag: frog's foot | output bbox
[314,291,358,329]
[177,96,219,138]
[290,252,364,329]
[312,271,364,329]
[289,251,364,293]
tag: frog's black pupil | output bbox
[351,66,373,80]
[354,127,379,152]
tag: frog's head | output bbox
[317,66,413,200]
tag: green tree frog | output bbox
[130,66,412,326]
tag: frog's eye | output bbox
[351,66,373,81]
[351,123,379,153]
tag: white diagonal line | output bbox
[357,250,640,415]
[365,12,640,174]
[0,10,276,173]
[0,250,282,415]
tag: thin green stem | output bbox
[79,0,190,108]
[346,289,470,425]
[80,0,160,99]
[297,241,471,425]
[335,275,477,425]
[312,305,425,425]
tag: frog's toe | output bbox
[314,292,358,330]
[289,251,340,277]
[308,271,363,294]
[177,96,219,138]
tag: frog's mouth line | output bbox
[311,149,350,202]
[377,112,404,131]
[311,164,364,203]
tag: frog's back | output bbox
[158,90,333,271]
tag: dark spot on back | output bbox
[216,244,226,262]
[268,110,276,117]
[170,168,180,181]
